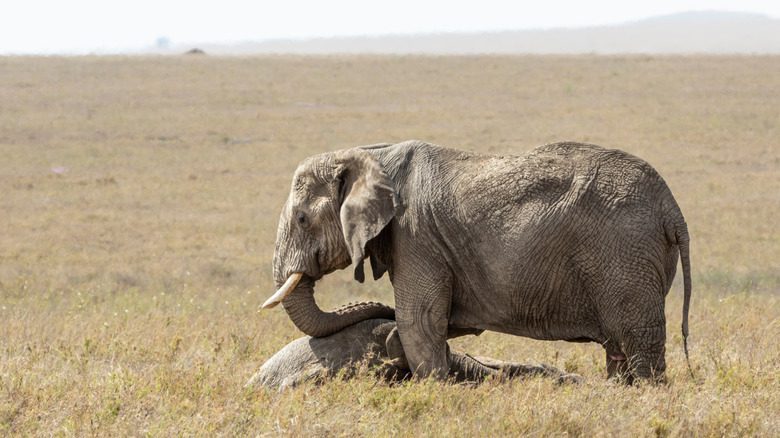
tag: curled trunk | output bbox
[281,282,395,338]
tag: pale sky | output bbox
[2,0,779,54]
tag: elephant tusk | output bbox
[261,272,304,309]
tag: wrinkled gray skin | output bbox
[247,318,578,390]
[272,140,692,383]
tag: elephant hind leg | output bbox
[598,267,668,383]
[618,324,667,383]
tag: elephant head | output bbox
[262,148,397,337]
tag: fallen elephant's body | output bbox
[247,319,580,390]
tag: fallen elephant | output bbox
[246,319,581,390]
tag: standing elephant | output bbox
[247,318,578,390]
[262,140,692,382]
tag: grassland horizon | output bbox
[0,55,778,435]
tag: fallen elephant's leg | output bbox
[386,326,580,384]
[469,355,583,384]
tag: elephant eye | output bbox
[296,211,307,226]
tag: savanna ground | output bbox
[0,55,778,436]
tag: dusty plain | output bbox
[0,55,778,435]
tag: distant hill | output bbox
[186,11,780,55]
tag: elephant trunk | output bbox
[281,280,395,338]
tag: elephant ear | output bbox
[336,149,397,283]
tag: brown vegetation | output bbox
[0,55,778,435]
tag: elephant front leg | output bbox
[394,280,452,379]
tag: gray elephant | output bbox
[262,140,692,383]
[247,318,578,390]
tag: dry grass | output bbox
[0,55,778,436]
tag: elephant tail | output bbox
[675,220,694,378]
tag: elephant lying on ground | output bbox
[247,318,580,390]
[262,140,692,383]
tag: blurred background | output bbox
[2,0,780,55]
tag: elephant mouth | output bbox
[261,272,304,309]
